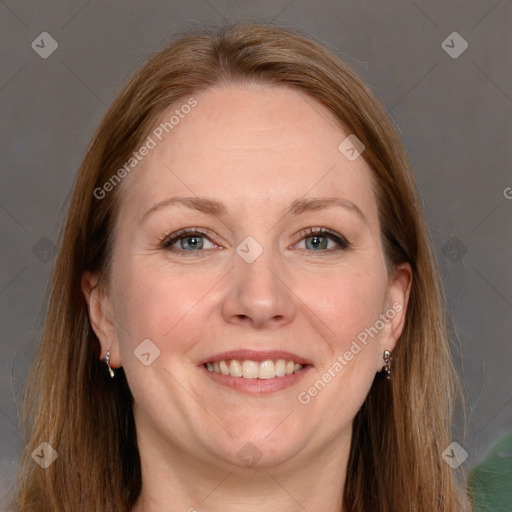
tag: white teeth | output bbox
[275,359,286,377]
[219,360,230,375]
[258,360,275,379]
[229,359,243,377]
[206,359,305,379]
[242,360,259,379]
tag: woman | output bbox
[11,23,470,511]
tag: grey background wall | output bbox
[1,0,511,505]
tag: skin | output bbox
[82,83,412,512]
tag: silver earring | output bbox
[106,349,115,378]
[383,349,393,379]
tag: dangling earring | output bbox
[383,349,393,379]
[106,349,115,378]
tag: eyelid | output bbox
[160,227,219,249]
[292,227,351,250]
[160,226,351,253]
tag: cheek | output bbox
[111,259,211,357]
[295,267,387,425]
[300,262,388,353]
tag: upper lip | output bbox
[198,349,313,366]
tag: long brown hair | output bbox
[10,23,469,511]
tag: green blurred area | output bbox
[468,432,512,512]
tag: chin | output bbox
[201,425,305,470]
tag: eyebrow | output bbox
[140,196,368,225]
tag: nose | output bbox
[221,244,297,329]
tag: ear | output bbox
[81,270,121,368]
[378,262,413,363]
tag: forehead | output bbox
[118,84,378,227]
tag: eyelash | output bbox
[159,227,351,255]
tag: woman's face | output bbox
[84,84,411,472]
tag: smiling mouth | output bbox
[204,359,305,379]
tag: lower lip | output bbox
[200,364,313,394]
